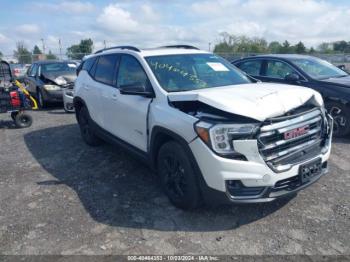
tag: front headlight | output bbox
[43,85,61,91]
[195,121,259,155]
[54,76,67,85]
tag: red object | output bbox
[13,68,20,77]
[10,91,21,107]
[284,125,309,140]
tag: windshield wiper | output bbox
[334,75,348,78]
[319,75,348,80]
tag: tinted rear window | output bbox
[82,57,97,72]
[94,55,118,85]
[41,63,77,74]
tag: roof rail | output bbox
[94,45,140,54]
[161,45,200,50]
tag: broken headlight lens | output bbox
[43,84,61,91]
[195,122,259,154]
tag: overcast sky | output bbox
[0,0,350,56]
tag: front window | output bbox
[117,55,149,89]
[290,57,347,80]
[40,62,77,74]
[264,60,297,79]
[94,55,118,85]
[145,54,250,92]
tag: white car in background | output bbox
[63,86,74,112]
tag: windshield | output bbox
[145,54,250,92]
[41,62,77,74]
[290,57,347,80]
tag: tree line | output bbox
[1,39,93,64]
[2,35,350,64]
[214,32,350,54]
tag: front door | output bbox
[104,54,153,152]
[260,59,301,85]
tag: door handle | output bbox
[111,93,118,100]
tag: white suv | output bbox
[74,45,333,209]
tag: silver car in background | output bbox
[63,61,80,112]
[63,84,75,112]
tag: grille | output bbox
[258,108,325,171]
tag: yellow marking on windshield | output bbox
[149,61,207,88]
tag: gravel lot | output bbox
[0,108,349,256]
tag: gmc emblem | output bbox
[284,126,309,140]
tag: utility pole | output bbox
[58,39,62,60]
[103,40,106,49]
[41,38,46,54]
[208,42,211,52]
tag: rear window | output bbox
[94,55,118,85]
[41,63,77,74]
[82,57,97,72]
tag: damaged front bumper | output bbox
[189,114,333,204]
[63,88,74,112]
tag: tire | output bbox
[78,106,103,146]
[14,113,32,128]
[64,103,74,113]
[157,141,202,210]
[37,89,46,109]
[326,101,350,137]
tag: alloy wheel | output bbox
[162,155,187,200]
[330,106,347,135]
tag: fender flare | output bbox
[149,125,226,205]
[149,126,197,169]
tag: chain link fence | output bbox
[2,52,350,71]
[0,53,91,64]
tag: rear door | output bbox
[89,54,119,128]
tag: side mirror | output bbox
[285,73,300,82]
[119,83,154,98]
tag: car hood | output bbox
[41,72,76,85]
[167,83,323,121]
[320,75,350,87]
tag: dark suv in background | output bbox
[233,54,350,137]
[23,61,77,108]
